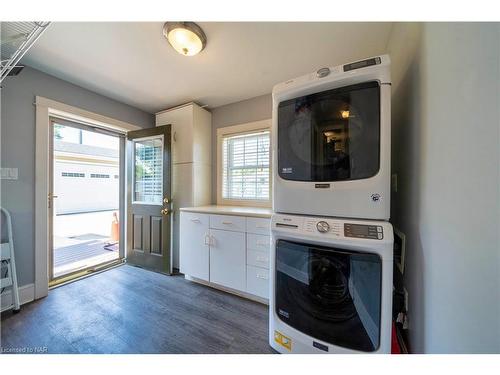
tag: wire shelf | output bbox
[0,21,50,83]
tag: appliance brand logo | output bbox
[371,193,381,202]
[281,167,292,174]
[278,309,290,319]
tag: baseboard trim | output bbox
[185,275,269,305]
[1,283,35,312]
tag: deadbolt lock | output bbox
[163,197,170,203]
[161,208,170,215]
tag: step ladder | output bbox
[1,207,21,313]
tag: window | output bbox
[133,137,163,204]
[218,120,271,206]
[62,172,85,177]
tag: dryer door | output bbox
[277,81,380,182]
[275,239,382,352]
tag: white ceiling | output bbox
[22,22,393,113]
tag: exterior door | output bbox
[127,125,172,274]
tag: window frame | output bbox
[131,134,165,206]
[217,119,272,208]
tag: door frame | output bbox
[34,96,141,299]
[48,116,127,283]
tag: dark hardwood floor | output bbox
[0,265,274,354]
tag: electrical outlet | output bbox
[391,173,398,192]
[404,287,409,312]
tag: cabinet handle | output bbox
[256,240,268,247]
[256,256,269,262]
[256,225,268,229]
[191,218,201,223]
[210,235,215,246]
[256,274,268,280]
[204,233,210,246]
[222,221,232,225]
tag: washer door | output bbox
[275,239,382,352]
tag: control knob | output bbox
[316,221,330,233]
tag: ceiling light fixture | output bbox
[340,110,350,119]
[163,22,207,57]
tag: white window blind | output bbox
[134,138,163,204]
[222,130,270,201]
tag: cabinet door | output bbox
[171,163,193,268]
[179,212,209,281]
[156,105,193,164]
[209,229,246,291]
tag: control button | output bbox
[316,67,330,78]
[377,233,383,240]
[316,221,330,233]
[377,226,382,233]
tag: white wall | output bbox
[388,23,500,353]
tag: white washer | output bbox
[272,55,391,220]
[269,213,393,354]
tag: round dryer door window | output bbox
[275,239,382,352]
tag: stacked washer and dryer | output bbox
[269,55,394,354]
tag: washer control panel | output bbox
[344,223,384,240]
[304,218,342,237]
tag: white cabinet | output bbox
[179,212,209,281]
[246,265,269,299]
[179,209,271,302]
[156,103,211,269]
[156,103,212,164]
[210,214,246,232]
[209,229,246,291]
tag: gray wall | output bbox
[0,66,154,287]
[388,23,500,353]
[210,94,272,203]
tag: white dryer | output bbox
[272,55,391,220]
[269,213,393,354]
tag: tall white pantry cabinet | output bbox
[155,102,212,269]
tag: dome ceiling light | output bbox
[163,22,207,57]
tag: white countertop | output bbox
[180,205,273,218]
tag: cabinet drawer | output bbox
[210,214,246,232]
[246,217,271,235]
[246,265,269,299]
[247,234,270,252]
[247,249,270,269]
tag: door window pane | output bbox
[134,137,163,204]
[278,81,380,182]
[275,239,382,352]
